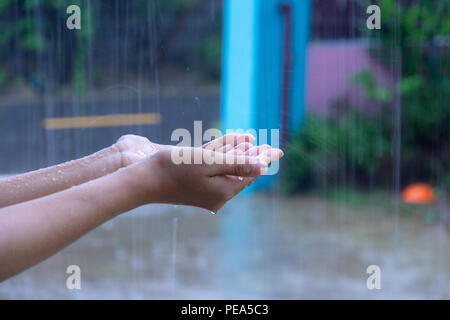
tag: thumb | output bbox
[208,159,268,177]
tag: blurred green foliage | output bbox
[157,0,201,13]
[197,34,222,81]
[285,0,450,193]
[0,0,221,93]
[284,106,392,193]
[0,0,92,92]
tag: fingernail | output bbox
[262,150,272,161]
[273,148,284,157]
[245,134,255,142]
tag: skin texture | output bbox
[0,133,257,208]
[0,134,283,282]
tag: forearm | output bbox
[0,166,148,281]
[0,145,122,208]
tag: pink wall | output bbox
[306,41,394,115]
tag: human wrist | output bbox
[96,144,123,171]
[117,160,162,208]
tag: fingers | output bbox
[165,144,281,211]
[216,144,234,153]
[174,147,282,172]
[245,144,271,156]
[203,133,255,151]
[219,142,251,155]
[205,155,269,177]
[258,148,284,165]
[200,145,283,177]
[235,142,253,152]
[225,148,245,156]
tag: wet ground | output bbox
[1,194,450,299]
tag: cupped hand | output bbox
[128,146,283,212]
[114,133,257,168]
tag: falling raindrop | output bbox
[170,216,178,291]
[194,96,201,109]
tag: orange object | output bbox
[401,183,436,204]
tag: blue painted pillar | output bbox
[221,0,311,190]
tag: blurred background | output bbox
[0,0,449,299]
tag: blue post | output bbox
[221,0,311,190]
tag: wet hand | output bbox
[114,135,166,168]
[128,146,283,212]
[114,133,258,168]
